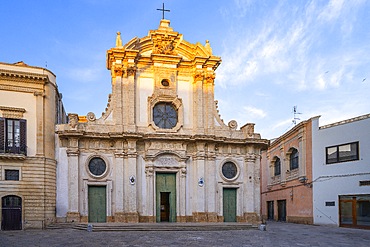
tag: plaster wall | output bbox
[312,116,370,226]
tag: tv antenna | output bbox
[292,106,302,125]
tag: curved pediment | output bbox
[121,20,216,62]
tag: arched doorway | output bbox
[1,195,22,230]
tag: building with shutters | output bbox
[261,117,315,225]
[0,62,66,230]
[55,19,269,224]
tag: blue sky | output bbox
[1,0,369,139]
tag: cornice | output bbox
[0,69,49,83]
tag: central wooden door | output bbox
[156,173,176,222]
[223,188,237,222]
[88,186,106,223]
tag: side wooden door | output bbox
[223,188,237,222]
[88,186,106,223]
[1,195,22,230]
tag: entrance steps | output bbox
[47,222,257,232]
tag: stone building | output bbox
[0,62,66,230]
[56,20,268,224]
[261,117,315,224]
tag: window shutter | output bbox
[19,119,27,155]
[0,118,5,153]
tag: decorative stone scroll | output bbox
[86,112,96,122]
[228,120,238,130]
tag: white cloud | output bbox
[243,106,267,118]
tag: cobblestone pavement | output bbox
[0,221,369,247]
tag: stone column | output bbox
[298,134,307,179]
[114,152,125,222]
[178,161,187,222]
[244,152,259,223]
[123,139,138,222]
[34,92,44,156]
[205,144,217,222]
[144,160,155,222]
[66,142,80,222]
[204,72,215,134]
[280,146,286,185]
[193,142,206,222]
[112,64,123,126]
[127,67,136,132]
[193,72,204,134]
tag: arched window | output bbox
[290,149,299,170]
[274,157,281,176]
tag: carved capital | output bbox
[193,71,203,82]
[67,148,79,156]
[245,153,257,163]
[127,66,136,77]
[205,72,215,84]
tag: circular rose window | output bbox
[88,157,107,176]
[222,162,238,179]
[153,102,178,129]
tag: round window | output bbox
[161,79,170,87]
[153,102,178,129]
[222,162,238,179]
[88,157,107,176]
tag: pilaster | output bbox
[34,91,44,156]
[66,143,80,222]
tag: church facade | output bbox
[56,20,268,224]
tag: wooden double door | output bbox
[156,173,176,222]
[223,188,237,222]
[1,195,22,230]
[88,186,106,223]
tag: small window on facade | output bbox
[274,157,281,176]
[5,169,19,181]
[325,201,335,206]
[290,148,299,170]
[360,181,370,186]
[161,79,170,87]
[326,142,359,164]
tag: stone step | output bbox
[70,223,258,232]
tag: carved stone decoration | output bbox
[116,31,123,47]
[247,124,255,137]
[152,35,178,55]
[86,112,96,122]
[193,71,203,82]
[68,113,79,129]
[228,120,238,130]
[205,72,215,84]
[127,66,136,77]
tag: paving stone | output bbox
[0,221,369,247]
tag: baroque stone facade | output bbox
[56,20,268,224]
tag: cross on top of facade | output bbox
[157,3,170,19]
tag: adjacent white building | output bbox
[312,114,370,228]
